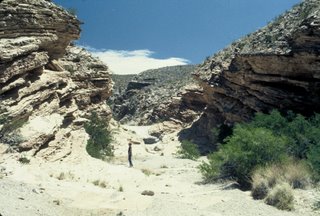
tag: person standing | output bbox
[128,142,133,167]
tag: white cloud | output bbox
[84,47,190,75]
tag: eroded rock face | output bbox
[0,0,112,159]
[186,0,320,144]
[110,65,200,125]
[0,0,81,60]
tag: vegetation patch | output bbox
[199,110,320,187]
[84,112,113,159]
[141,168,153,176]
[92,179,108,188]
[251,176,269,200]
[253,161,311,190]
[56,171,74,181]
[177,140,200,160]
[265,182,294,211]
[160,165,168,169]
[18,155,30,164]
[199,125,287,187]
[118,185,124,192]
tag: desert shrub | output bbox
[308,142,320,182]
[141,168,153,176]
[56,171,74,181]
[84,112,113,159]
[252,160,311,196]
[18,155,30,164]
[57,172,65,180]
[253,164,283,189]
[118,185,123,192]
[283,160,311,189]
[0,113,8,125]
[92,180,100,186]
[284,114,314,159]
[265,182,294,211]
[200,111,320,186]
[1,133,25,146]
[92,180,107,188]
[250,111,320,160]
[249,110,288,135]
[199,125,288,186]
[99,181,108,188]
[251,176,269,200]
[177,140,200,160]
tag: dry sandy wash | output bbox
[0,121,319,216]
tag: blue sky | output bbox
[53,0,301,74]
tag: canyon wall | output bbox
[184,0,320,145]
[0,0,113,158]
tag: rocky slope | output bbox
[110,65,205,125]
[0,0,113,158]
[184,0,320,143]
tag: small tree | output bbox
[84,112,113,159]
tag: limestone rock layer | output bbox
[0,0,113,159]
[189,0,320,142]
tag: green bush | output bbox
[249,111,320,160]
[84,112,113,159]
[199,125,288,186]
[18,155,30,164]
[265,182,294,211]
[200,110,320,186]
[255,112,320,179]
[308,142,320,182]
[177,140,200,160]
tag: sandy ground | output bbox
[0,122,319,216]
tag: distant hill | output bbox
[109,65,197,124]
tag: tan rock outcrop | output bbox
[0,0,113,158]
[185,0,320,144]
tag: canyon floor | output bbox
[0,122,319,216]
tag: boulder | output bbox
[143,137,159,145]
[141,190,155,196]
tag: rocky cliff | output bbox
[110,65,204,125]
[0,0,112,158]
[184,0,320,144]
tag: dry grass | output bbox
[160,165,168,169]
[92,180,100,186]
[283,161,311,189]
[119,185,124,192]
[251,176,269,200]
[253,165,283,188]
[57,172,65,181]
[141,168,153,176]
[251,160,312,210]
[252,160,311,190]
[56,171,75,181]
[92,179,108,188]
[99,181,108,188]
[265,182,294,211]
